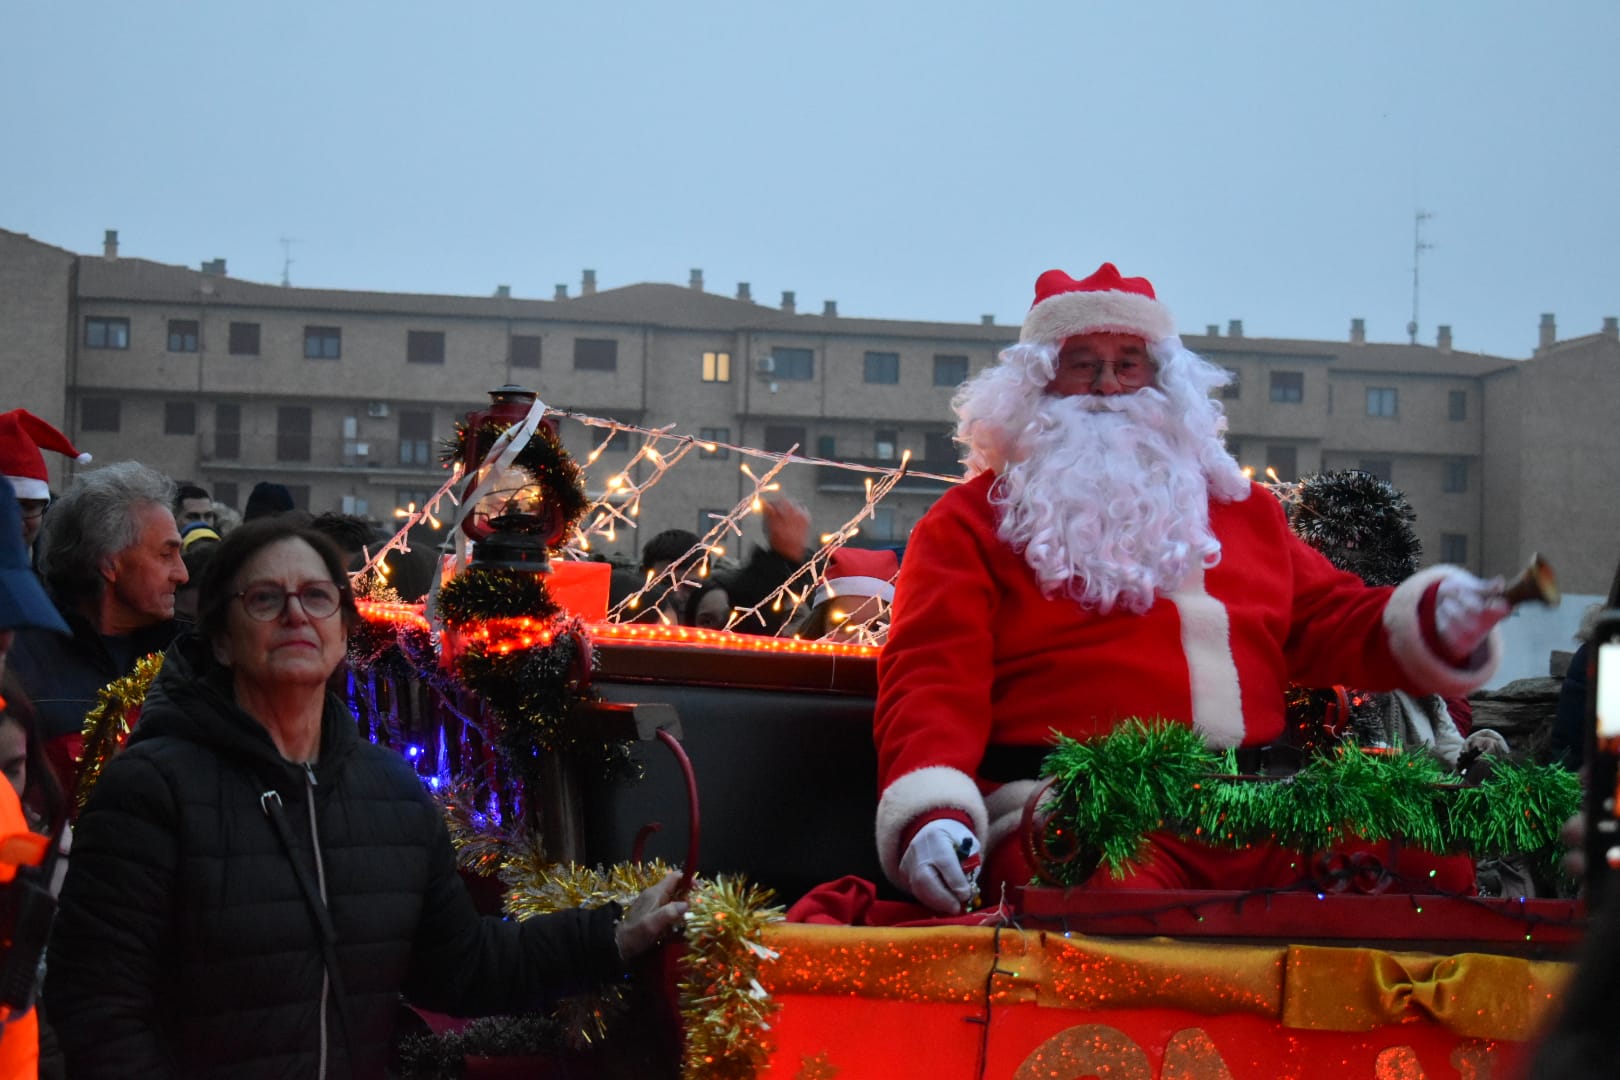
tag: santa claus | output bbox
[874,263,1509,914]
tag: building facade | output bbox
[3,228,1615,592]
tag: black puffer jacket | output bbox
[46,634,623,1079]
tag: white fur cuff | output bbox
[875,766,987,891]
[1020,290,1176,346]
[1384,565,1501,696]
[984,779,1044,856]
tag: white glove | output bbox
[899,819,981,915]
[1433,571,1509,660]
[1464,729,1510,758]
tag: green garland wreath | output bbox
[443,417,590,538]
[1037,720,1580,887]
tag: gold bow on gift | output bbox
[1280,945,1569,1042]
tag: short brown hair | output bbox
[194,517,358,645]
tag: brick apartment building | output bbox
[3,227,1616,593]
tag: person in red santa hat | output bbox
[796,546,899,643]
[873,263,1510,915]
[0,410,92,552]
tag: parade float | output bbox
[81,386,1584,1079]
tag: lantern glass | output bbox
[471,464,546,527]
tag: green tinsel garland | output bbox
[436,566,560,625]
[1037,720,1580,887]
[443,417,590,537]
[1040,721,1219,874]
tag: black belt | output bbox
[978,742,1304,783]
[978,744,1054,784]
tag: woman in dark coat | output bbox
[46,517,685,1078]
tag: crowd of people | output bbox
[611,496,900,642]
[0,414,689,1077]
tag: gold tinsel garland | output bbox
[677,874,784,1080]
[74,651,164,812]
[446,812,784,1076]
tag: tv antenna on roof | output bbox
[1407,210,1433,345]
[280,236,299,288]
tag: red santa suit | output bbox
[873,470,1499,897]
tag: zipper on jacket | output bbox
[305,764,330,1080]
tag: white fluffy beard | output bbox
[990,389,1235,614]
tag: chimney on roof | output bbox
[1436,325,1452,354]
[737,282,752,302]
[781,290,796,315]
[200,258,227,276]
[689,268,704,291]
[494,284,511,299]
[981,314,995,326]
[1350,318,1365,345]
[1538,313,1556,351]
[581,269,597,296]
[1603,316,1618,342]
[1227,319,1243,339]
[823,300,838,318]
[554,284,568,300]
[103,229,118,259]
[1206,324,1219,337]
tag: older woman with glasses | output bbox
[46,517,686,1079]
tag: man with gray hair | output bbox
[8,462,187,744]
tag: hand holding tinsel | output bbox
[613,870,689,963]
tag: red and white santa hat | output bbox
[813,547,900,607]
[1019,263,1177,346]
[0,409,92,500]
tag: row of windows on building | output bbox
[1229,370,1468,420]
[77,398,445,466]
[85,317,1476,422]
[81,382,1479,500]
[758,348,970,387]
[85,316,981,389]
[87,315,569,369]
[75,389,959,477]
[88,317,537,372]
[1248,443,1471,494]
[711,349,975,388]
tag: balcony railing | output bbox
[198,433,450,474]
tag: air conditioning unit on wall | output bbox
[367,401,390,418]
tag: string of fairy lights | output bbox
[347,406,922,646]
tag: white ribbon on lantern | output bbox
[425,395,551,637]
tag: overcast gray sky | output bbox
[4,1,1614,359]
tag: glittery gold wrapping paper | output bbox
[758,926,1570,1041]
[1281,945,1569,1041]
